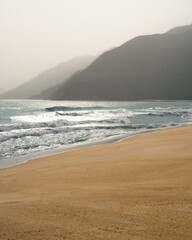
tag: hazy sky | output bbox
[0,0,191,94]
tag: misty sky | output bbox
[1,0,192,94]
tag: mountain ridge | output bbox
[48,25,192,101]
[166,24,192,34]
[0,55,95,99]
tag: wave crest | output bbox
[45,106,108,112]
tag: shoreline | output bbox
[1,125,192,239]
[0,128,150,170]
[1,99,192,170]
[1,123,189,170]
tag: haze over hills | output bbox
[0,56,95,99]
[30,48,116,100]
[30,71,82,100]
[1,24,192,101]
[45,25,192,101]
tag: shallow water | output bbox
[0,100,192,168]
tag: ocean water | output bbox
[0,100,192,168]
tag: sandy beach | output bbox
[0,126,192,240]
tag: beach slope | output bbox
[0,126,192,240]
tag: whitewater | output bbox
[0,100,192,168]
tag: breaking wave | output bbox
[0,100,192,168]
[45,106,109,112]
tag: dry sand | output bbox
[0,126,192,240]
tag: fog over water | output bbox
[0,0,192,94]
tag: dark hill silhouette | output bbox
[48,25,192,101]
[0,56,95,99]
[166,24,192,34]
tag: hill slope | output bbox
[166,24,192,34]
[49,26,192,101]
[0,56,95,99]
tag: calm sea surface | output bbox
[0,100,192,168]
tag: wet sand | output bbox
[0,126,192,240]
